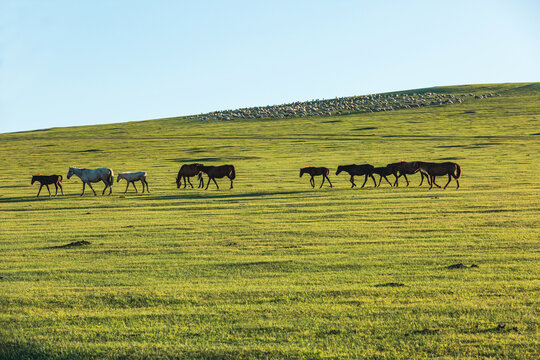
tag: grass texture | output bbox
[0,83,539,359]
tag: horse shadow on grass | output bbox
[0,194,86,204]
[139,189,313,201]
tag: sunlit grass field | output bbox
[1,83,539,359]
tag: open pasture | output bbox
[0,83,539,359]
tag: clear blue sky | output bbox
[1,0,539,133]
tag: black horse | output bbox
[335,164,376,188]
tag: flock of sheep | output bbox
[193,92,500,121]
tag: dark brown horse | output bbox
[415,162,461,189]
[300,167,332,188]
[335,164,376,188]
[372,166,394,187]
[386,161,431,187]
[199,165,236,190]
[31,174,63,197]
[176,163,204,189]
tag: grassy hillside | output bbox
[1,83,539,359]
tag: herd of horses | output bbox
[301,161,461,189]
[30,161,460,197]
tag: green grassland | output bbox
[0,83,539,359]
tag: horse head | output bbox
[335,166,343,175]
[67,167,75,179]
[299,168,305,177]
[31,176,36,184]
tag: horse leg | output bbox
[140,180,145,193]
[370,174,377,187]
[360,174,368,188]
[319,175,326,189]
[58,183,64,195]
[205,177,211,190]
[54,183,58,197]
[212,178,219,190]
[403,174,410,187]
[102,181,108,195]
[326,175,332,188]
[87,182,97,196]
[229,177,233,189]
[45,184,51,197]
[432,176,441,188]
[124,182,129,194]
[383,176,392,186]
[349,175,356,188]
[393,173,400,187]
[443,174,452,189]
[419,172,425,186]
[37,184,43,197]
[144,179,150,193]
[187,177,193,188]
[132,181,138,193]
[310,176,315,188]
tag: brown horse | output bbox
[371,166,394,187]
[335,164,376,188]
[386,161,431,187]
[416,162,461,189]
[300,167,332,188]
[176,163,204,189]
[31,174,63,197]
[199,165,236,190]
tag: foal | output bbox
[335,164,376,188]
[31,174,63,197]
[300,167,332,188]
[117,172,149,193]
[199,165,236,190]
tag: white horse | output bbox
[117,171,149,193]
[67,167,114,196]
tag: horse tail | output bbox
[58,175,63,183]
[454,163,461,179]
[229,165,236,180]
[108,169,114,184]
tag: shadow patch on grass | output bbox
[446,263,479,269]
[167,157,221,163]
[0,339,89,360]
[375,282,405,287]
[406,328,440,336]
[140,190,310,201]
[466,324,519,334]
[46,240,91,249]
[352,126,377,131]
[76,149,101,153]
[321,120,342,123]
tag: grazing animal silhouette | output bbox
[335,164,376,188]
[117,172,149,193]
[31,174,63,197]
[415,162,461,189]
[176,163,204,189]
[371,166,394,187]
[300,167,332,188]
[386,161,431,187]
[199,165,236,190]
[67,167,114,196]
